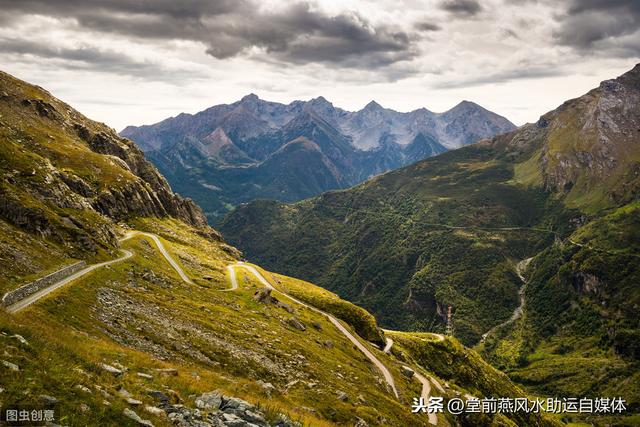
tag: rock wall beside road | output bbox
[2,261,86,307]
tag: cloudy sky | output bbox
[1,0,638,130]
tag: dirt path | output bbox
[480,257,532,342]
[7,231,193,314]
[6,249,133,314]
[229,263,399,398]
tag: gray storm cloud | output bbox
[0,0,423,70]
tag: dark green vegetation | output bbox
[122,95,514,221]
[1,70,558,426]
[222,64,640,424]
[389,331,559,427]
[221,142,574,344]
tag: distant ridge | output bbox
[121,95,515,221]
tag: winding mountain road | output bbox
[228,263,399,399]
[6,231,193,314]
[480,257,532,342]
[383,337,394,354]
[6,249,133,314]
[122,231,194,284]
[382,331,444,425]
[412,370,438,425]
[225,265,239,291]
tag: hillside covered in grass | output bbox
[220,64,640,424]
[0,70,564,426]
[0,70,209,294]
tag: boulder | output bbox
[100,363,124,376]
[74,384,92,394]
[144,406,165,417]
[195,391,222,410]
[253,288,279,305]
[39,395,58,405]
[221,396,252,412]
[221,412,247,427]
[256,380,275,396]
[286,317,306,331]
[123,408,155,427]
[147,389,170,404]
[400,366,415,378]
[11,334,28,345]
[2,360,19,371]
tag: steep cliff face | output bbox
[502,64,640,212]
[220,64,640,343]
[0,70,210,257]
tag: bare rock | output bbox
[256,380,275,396]
[286,317,306,331]
[195,390,222,410]
[100,363,124,376]
[74,384,92,394]
[401,366,415,378]
[253,288,279,305]
[40,395,58,405]
[2,360,19,371]
[11,334,28,345]
[123,408,155,427]
[144,406,165,417]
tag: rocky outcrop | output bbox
[572,272,602,295]
[0,70,215,259]
[71,124,209,229]
[496,63,640,211]
[155,390,300,427]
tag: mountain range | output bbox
[0,69,561,427]
[121,95,515,221]
[220,64,640,418]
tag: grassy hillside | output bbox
[0,69,208,292]
[0,69,561,426]
[220,65,640,424]
[0,217,562,426]
[220,142,576,345]
[389,331,559,427]
[479,202,640,422]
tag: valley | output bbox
[221,65,640,425]
[0,69,560,426]
[1,0,638,425]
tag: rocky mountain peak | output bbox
[445,100,484,115]
[122,92,515,220]
[240,93,260,102]
[363,100,384,111]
